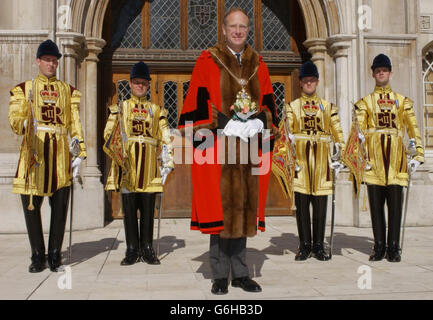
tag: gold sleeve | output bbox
[354,99,368,134]
[329,103,345,150]
[8,86,28,136]
[103,105,120,142]
[158,106,174,168]
[402,98,425,163]
[284,103,296,133]
[69,89,87,159]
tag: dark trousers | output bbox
[367,184,403,248]
[209,235,249,280]
[21,187,70,258]
[121,192,156,253]
[294,192,328,245]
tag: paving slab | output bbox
[0,216,433,300]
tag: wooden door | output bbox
[107,72,294,219]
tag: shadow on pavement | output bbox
[63,237,122,265]
[156,236,186,261]
[327,232,373,256]
[261,232,374,256]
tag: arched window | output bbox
[110,0,293,52]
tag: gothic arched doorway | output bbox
[98,0,306,220]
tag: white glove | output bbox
[72,157,83,178]
[23,119,27,129]
[241,118,264,138]
[358,132,365,144]
[161,144,172,166]
[408,159,420,174]
[160,167,173,185]
[288,133,295,145]
[330,161,344,176]
[222,119,249,142]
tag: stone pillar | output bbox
[56,32,85,87]
[328,35,362,227]
[327,36,353,138]
[66,37,106,230]
[303,38,327,97]
[84,37,105,177]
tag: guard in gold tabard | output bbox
[104,62,174,266]
[285,61,345,261]
[354,54,424,262]
[8,40,86,273]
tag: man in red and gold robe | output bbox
[178,8,278,295]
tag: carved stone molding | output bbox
[85,37,106,62]
[56,32,86,61]
[303,38,327,62]
[327,34,355,59]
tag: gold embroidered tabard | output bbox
[8,74,86,196]
[104,95,174,193]
[284,93,345,196]
[354,85,424,187]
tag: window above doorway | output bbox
[110,0,293,52]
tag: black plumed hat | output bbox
[130,61,151,80]
[299,61,319,79]
[371,54,392,71]
[36,40,62,59]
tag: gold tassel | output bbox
[290,190,296,210]
[28,171,35,211]
[361,184,368,212]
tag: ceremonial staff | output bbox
[156,144,170,258]
[400,138,417,253]
[68,138,81,263]
[328,143,341,259]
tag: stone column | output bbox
[327,36,353,138]
[56,32,85,87]
[83,37,105,177]
[67,37,106,230]
[303,38,327,97]
[328,35,361,227]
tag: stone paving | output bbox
[0,216,433,300]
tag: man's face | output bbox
[36,55,58,78]
[300,77,319,96]
[129,78,150,98]
[372,67,392,87]
[222,11,249,53]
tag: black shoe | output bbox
[140,246,160,265]
[312,243,330,261]
[295,243,312,261]
[369,242,386,261]
[120,250,140,266]
[29,252,46,273]
[47,250,62,272]
[386,246,401,263]
[231,277,262,293]
[211,278,228,295]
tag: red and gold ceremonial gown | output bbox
[178,44,278,238]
